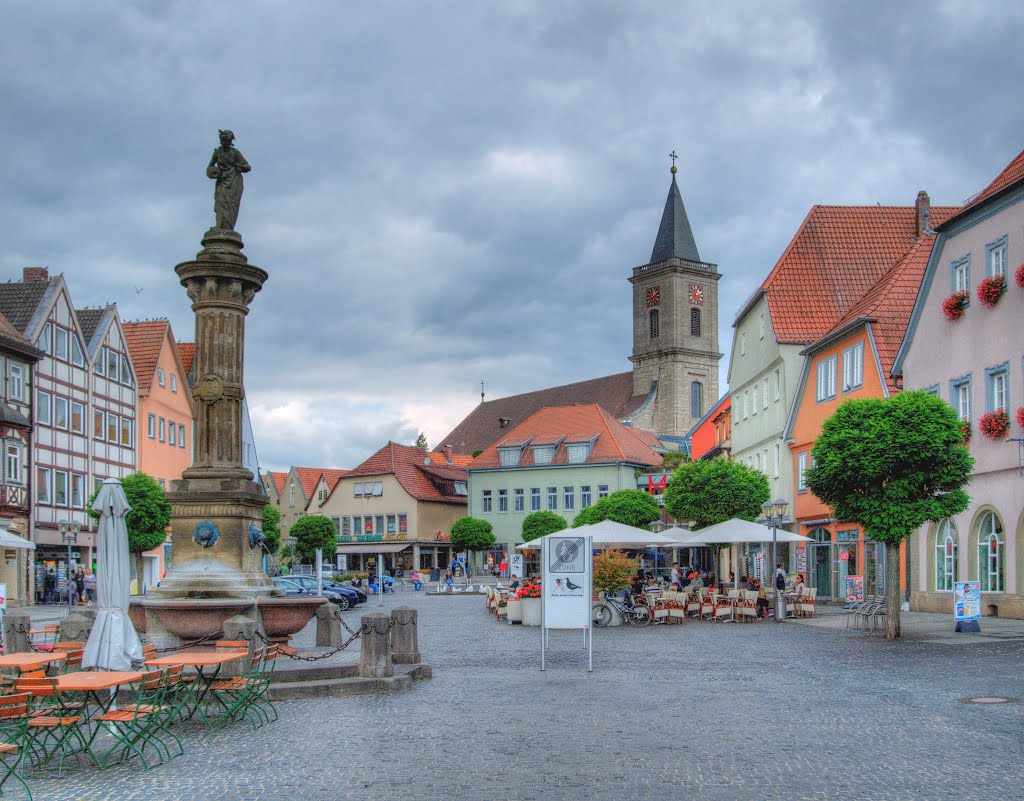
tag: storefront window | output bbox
[977,512,1004,593]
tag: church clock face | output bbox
[688,284,704,305]
[645,286,661,308]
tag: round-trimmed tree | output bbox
[572,489,660,528]
[807,390,973,639]
[87,472,171,594]
[663,459,770,529]
[521,510,567,542]
[290,515,338,562]
[450,516,496,557]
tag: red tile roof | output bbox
[263,471,287,496]
[435,372,651,456]
[824,232,940,394]
[755,205,958,343]
[177,343,195,381]
[123,320,169,396]
[317,468,350,496]
[947,147,1024,224]
[470,404,663,469]
[293,466,344,501]
[343,442,470,505]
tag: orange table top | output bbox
[55,670,142,691]
[0,652,67,669]
[145,649,248,668]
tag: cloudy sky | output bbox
[2,1,1022,472]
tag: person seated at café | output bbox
[752,578,770,618]
[411,570,423,591]
[508,576,522,590]
[793,573,806,598]
[642,576,660,596]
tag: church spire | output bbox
[649,153,701,264]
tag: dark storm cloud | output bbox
[1,1,1020,470]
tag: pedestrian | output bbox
[43,568,57,604]
[775,563,786,592]
[74,568,85,606]
[499,556,508,579]
[670,562,681,588]
[83,569,96,605]
[444,569,453,590]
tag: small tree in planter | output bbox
[592,549,636,595]
[977,274,1007,308]
[941,290,970,321]
[979,409,1010,440]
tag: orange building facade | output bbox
[687,394,731,461]
[124,320,194,590]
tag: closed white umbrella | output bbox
[83,479,144,670]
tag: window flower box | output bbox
[960,420,972,444]
[1016,263,1024,289]
[942,290,969,321]
[977,275,1007,308]
[979,409,1010,440]
[1017,406,1024,430]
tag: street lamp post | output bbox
[57,520,81,611]
[761,499,789,623]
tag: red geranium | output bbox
[960,419,972,444]
[516,583,541,598]
[977,274,1007,308]
[1016,263,1024,288]
[1017,406,1024,429]
[942,290,970,321]
[979,409,1010,440]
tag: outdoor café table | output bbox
[0,651,67,673]
[54,670,143,750]
[145,649,248,727]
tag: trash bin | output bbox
[775,593,787,620]
[430,568,440,582]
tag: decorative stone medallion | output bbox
[248,523,266,549]
[195,373,225,404]
[193,521,220,548]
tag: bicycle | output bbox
[592,591,652,627]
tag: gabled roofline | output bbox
[798,318,874,357]
[782,355,812,443]
[685,392,730,440]
[891,230,946,378]
[23,278,65,343]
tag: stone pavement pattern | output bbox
[26,595,1024,801]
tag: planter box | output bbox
[506,597,523,624]
[521,597,542,626]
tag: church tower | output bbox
[628,158,721,438]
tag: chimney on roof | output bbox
[22,267,48,283]
[915,190,930,238]
[443,444,453,465]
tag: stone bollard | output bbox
[358,612,393,679]
[221,614,258,677]
[59,612,96,644]
[2,610,32,654]
[390,606,421,664]
[315,602,344,647]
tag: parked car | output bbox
[280,575,367,608]
[321,579,368,605]
[271,576,361,611]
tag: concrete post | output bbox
[315,601,344,647]
[358,611,393,678]
[2,610,32,655]
[59,612,96,644]
[390,606,421,664]
[221,614,258,677]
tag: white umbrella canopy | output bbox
[516,519,680,550]
[83,479,144,671]
[680,518,810,545]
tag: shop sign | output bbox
[336,555,348,573]
[387,519,395,534]
[954,581,981,622]
[845,575,864,602]
[364,520,373,534]
[383,533,406,542]
[435,530,450,542]
[399,519,407,533]
[839,549,849,562]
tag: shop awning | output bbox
[0,528,34,550]
[335,543,411,555]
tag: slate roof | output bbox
[470,404,663,470]
[123,320,169,396]
[0,281,49,334]
[177,343,196,387]
[0,310,42,359]
[821,232,940,394]
[751,204,958,343]
[649,173,701,264]
[435,372,650,456]
[75,308,107,343]
[942,147,1024,227]
[343,442,470,505]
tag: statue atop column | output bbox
[206,129,250,231]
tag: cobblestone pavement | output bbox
[26,595,1024,801]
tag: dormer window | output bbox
[566,443,591,463]
[454,481,468,496]
[533,446,555,465]
[498,448,521,467]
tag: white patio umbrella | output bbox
[83,479,144,670]
[679,518,810,594]
[516,519,681,550]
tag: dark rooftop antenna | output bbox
[480,380,485,404]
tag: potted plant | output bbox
[979,409,1010,440]
[960,419,972,445]
[977,274,1007,308]
[517,582,542,626]
[942,290,970,321]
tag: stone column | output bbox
[59,611,96,644]
[358,612,393,678]
[390,606,421,664]
[315,602,344,647]
[2,610,32,654]
[221,614,258,677]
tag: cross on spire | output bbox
[669,150,678,168]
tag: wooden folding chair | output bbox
[0,693,35,800]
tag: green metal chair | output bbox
[94,669,170,770]
[0,693,35,800]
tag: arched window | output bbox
[977,511,1004,592]
[649,309,659,339]
[690,381,702,418]
[935,519,957,592]
[690,307,701,337]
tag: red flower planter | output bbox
[1016,263,1024,288]
[979,409,1010,440]
[942,290,970,321]
[960,420,972,444]
[977,275,1007,308]
[1017,407,1024,430]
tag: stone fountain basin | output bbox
[130,598,255,641]
[257,596,327,641]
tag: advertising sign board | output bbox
[845,575,864,603]
[954,581,981,632]
[509,553,524,579]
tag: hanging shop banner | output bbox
[845,575,864,603]
[796,544,807,573]
[543,535,592,629]
[509,553,524,579]
[954,581,981,622]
